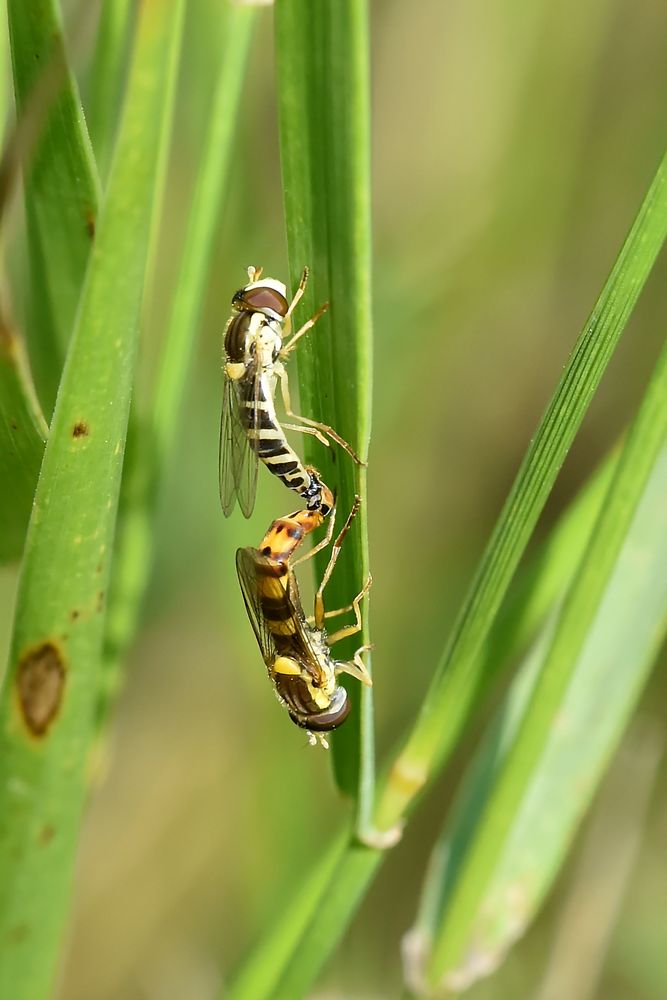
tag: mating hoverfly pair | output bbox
[220,266,371,747]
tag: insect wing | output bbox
[235,547,280,667]
[218,371,259,518]
[235,548,326,685]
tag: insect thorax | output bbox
[225,311,281,371]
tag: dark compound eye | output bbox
[237,286,288,317]
[288,688,350,732]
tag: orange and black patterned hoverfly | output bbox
[236,497,371,746]
[219,266,363,518]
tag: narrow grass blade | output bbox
[375,150,667,833]
[100,2,257,714]
[0,314,47,562]
[226,829,350,1000]
[86,0,134,181]
[423,338,667,988]
[275,0,374,822]
[479,449,618,689]
[6,0,100,411]
[0,3,184,996]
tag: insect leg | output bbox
[276,363,365,465]
[282,421,330,449]
[327,575,372,645]
[335,644,373,687]
[318,573,373,620]
[282,266,309,337]
[281,299,329,353]
[291,503,338,570]
[313,497,361,628]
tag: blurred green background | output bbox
[1,1,666,996]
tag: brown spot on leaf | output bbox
[10,420,17,430]
[16,643,66,737]
[72,421,89,438]
[8,924,29,943]
[97,590,105,612]
[84,206,96,240]
[69,609,80,621]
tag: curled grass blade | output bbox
[276,0,374,823]
[6,0,100,412]
[0,3,185,996]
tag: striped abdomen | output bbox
[257,498,333,567]
[252,556,298,647]
[238,373,331,514]
[252,555,334,717]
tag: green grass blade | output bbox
[0,3,184,995]
[0,316,46,562]
[86,0,134,181]
[269,841,382,1000]
[226,829,350,1000]
[275,0,374,821]
[423,336,667,987]
[375,150,667,832]
[480,449,618,689]
[7,0,100,412]
[100,2,256,712]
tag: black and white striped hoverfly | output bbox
[219,266,363,518]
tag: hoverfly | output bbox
[219,266,363,518]
[236,497,372,746]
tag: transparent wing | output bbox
[235,547,326,684]
[218,371,259,518]
[235,547,280,667]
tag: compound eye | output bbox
[289,688,351,732]
[240,286,288,316]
